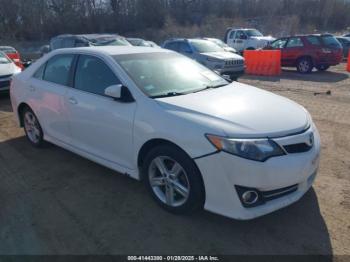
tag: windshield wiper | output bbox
[150,91,188,99]
[192,83,228,93]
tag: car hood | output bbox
[155,83,310,138]
[0,63,16,76]
[201,51,244,60]
[223,47,237,53]
[250,36,276,42]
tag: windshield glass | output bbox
[209,39,228,48]
[114,52,228,98]
[245,29,263,37]
[190,40,223,53]
[0,52,11,64]
[321,36,342,48]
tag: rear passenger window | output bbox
[286,37,304,48]
[306,36,321,46]
[33,63,46,80]
[74,55,120,96]
[178,42,192,53]
[229,31,236,39]
[165,42,179,51]
[43,55,74,86]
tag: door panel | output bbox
[66,55,137,169]
[283,37,305,66]
[28,55,74,143]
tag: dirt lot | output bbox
[0,64,349,256]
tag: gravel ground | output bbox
[0,63,349,257]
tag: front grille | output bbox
[225,59,244,67]
[0,74,12,79]
[262,184,298,202]
[284,143,312,154]
[0,80,10,88]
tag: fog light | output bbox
[242,191,259,205]
[235,185,264,208]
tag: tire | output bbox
[316,65,330,71]
[297,57,313,74]
[22,107,45,147]
[142,145,205,214]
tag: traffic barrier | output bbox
[244,50,281,76]
[347,53,350,72]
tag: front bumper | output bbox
[195,125,321,220]
[0,82,10,92]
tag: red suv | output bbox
[266,34,343,73]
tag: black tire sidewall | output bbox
[297,58,313,73]
[142,145,205,214]
[22,107,45,148]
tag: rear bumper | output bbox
[195,124,321,220]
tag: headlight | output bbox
[206,134,285,162]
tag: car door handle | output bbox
[29,85,35,92]
[69,97,78,105]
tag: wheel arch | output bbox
[296,55,314,66]
[17,102,31,127]
[137,139,203,177]
[137,138,206,206]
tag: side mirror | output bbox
[105,84,134,103]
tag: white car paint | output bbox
[10,46,321,220]
[226,29,275,52]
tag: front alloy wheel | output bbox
[143,145,205,214]
[149,156,190,207]
[297,58,313,73]
[23,108,44,147]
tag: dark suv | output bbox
[266,34,343,73]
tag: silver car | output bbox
[163,38,245,80]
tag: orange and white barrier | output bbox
[244,50,281,76]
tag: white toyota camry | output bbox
[10,46,321,220]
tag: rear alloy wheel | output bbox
[297,58,313,74]
[316,65,330,71]
[22,107,45,147]
[143,145,204,214]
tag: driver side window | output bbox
[271,39,288,49]
[74,55,121,96]
[236,31,246,40]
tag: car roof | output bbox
[0,46,16,50]
[50,46,171,56]
[52,34,124,40]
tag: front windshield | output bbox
[210,39,228,48]
[190,40,223,53]
[0,52,11,64]
[245,29,263,37]
[114,52,228,98]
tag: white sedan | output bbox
[0,51,22,92]
[10,46,321,220]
